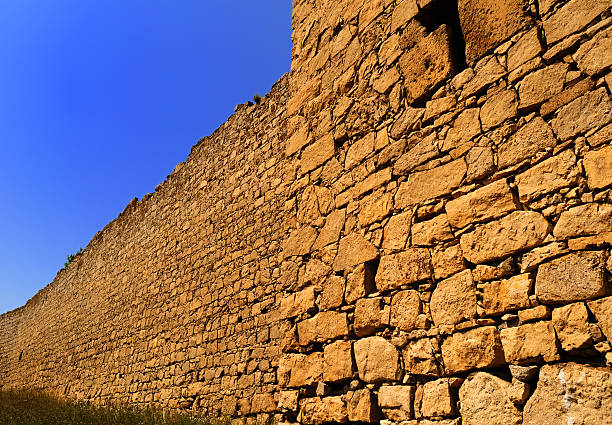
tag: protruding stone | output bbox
[376,249,432,293]
[442,326,505,374]
[319,276,345,311]
[432,244,466,280]
[345,263,376,305]
[459,372,522,425]
[583,145,612,190]
[421,378,456,418]
[324,341,354,383]
[354,336,401,383]
[347,389,381,423]
[552,302,592,351]
[587,296,612,341]
[542,0,610,45]
[288,353,324,387]
[481,274,532,316]
[412,214,454,246]
[551,88,612,141]
[382,210,413,251]
[518,63,568,110]
[314,209,346,249]
[498,117,556,169]
[297,311,350,345]
[390,290,422,332]
[509,364,539,382]
[403,338,441,376]
[430,270,477,326]
[300,397,348,424]
[333,233,379,271]
[515,149,578,203]
[535,251,606,304]
[354,297,387,337]
[553,203,612,239]
[500,321,560,364]
[378,385,415,421]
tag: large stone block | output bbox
[297,311,350,345]
[515,149,578,203]
[551,88,612,141]
[523,363,612,424]
[587,296,612,341]
[378,385,415,421]
[542,0,611,45]
[498,117,556,169]
[323,340,354,383]
[354,336,401,383]
[300,397,348,424]
[441,326,505,374]
[481,274,531,316]
[500,321,560,364]
[287,353,324,387]
[583,145,612,190]
[430,270,477,326]
[459,373,522,425]
[333,233,379,271]
[553,203,612,239]
[355,297,388,337]
[535,251,606,304]
[398,25,456,104]
[458,0,531,64]
[347,389,381,423]
[390,290,422,332]
[376,249,432,293]
[460,211,550,264]
[421,378,456,418]
[552,302,592,351]
[403,337,441,377]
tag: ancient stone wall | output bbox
[1,0,612,424]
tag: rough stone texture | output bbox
[411,214,454,246]
[430,270,477,326]
[500,321,560,364]
[480,89,518,130]
[498,117,556,169]
[390,290,422,332]
[535,251,606,304]
[460,211,551,264]
[553,203,612,239]
[300,397,348,424]
[587,297,612,341]
[552,88,612,141]
[403,338,441,377]
[481,274,531,316]
[421,379,456,418]
[354,297,387,337]
[323,341,354,383]
[347,389,380,423]
[583,144,612,189]
[333,233,379,271]
[378,385,415,421]
[552,302,592,351]
[458,0,531,64]
[354,337,401,383]
[441,327,505,374]
[459,373,522,425]
[376,249,432,293]
[298,311,350,345]
[523,363,612,424]
[543,0,611,45]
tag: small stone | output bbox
[346,133,375,170]
[391,0,419,32]
[283,226,318,258]
[354,336,401,383]
[466,145,496,182]
[583,145,612,190]
[500,321,560,364]
[441,326,505,374]
[587,296,612,341]
[507,27,543,71]
[300,134,335,174]
[552,302,592,351]
[520,242,568,272]
[421,378,456,418]
[347,389,381,423]
[358,192,393,226]
[382,210,413,251]
[403,338,441,376]
[354,297,387,337]
[345,263,376,305]
[540,76,596,117]
[324,341,354,383]
[278,390,299,411]
[378,385,415,421]
[459,372,522,425]
[432,244,465,280]
[314,209,346,250]
[518,305,551,323]
[376,249,432,293]
[333,233,379,271]
[300,397,348,425]
[535,251,606,304]
[575,26,612,76]
[319,276,345,311]
[390,290,422,332]
[430,270,477,326]
[443,108,482,152]
[481,274,532,316]
[394,133,439,175]
[509,364,539,382]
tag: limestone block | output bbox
[355,297,387,337]
[394,133,439,175]
[480,89,518,130]
[552,88,612,141]
[443,108,481,152]
[345,263,376,305]
[286,124,312,157]
[372,68,400,94]
[412,214,453,246]
[459,373,522,425]
[376,249,432,293]
[382,210,413,251]
[347,389,381,423]
[319,276,345,311]
[252,393,276,413]
[333,233,378,271]
[498,117,556,169]
[297,311,350,345]
[354,336,401,383]
[323,340,354,383]
[358,192,393,227]
[430,270,477,326]
[518,63,568,110]
[482,274,532,316]
[378,385,415,421]
[460,211,550,264]
[500,321,560,364]
[301,259,332,289]
[288,353,323,387]
[314,209,346,249]
[507,27,543,71]
[587,296,612,341]
[463,56,505,97]
[280,287,316,318]
[458,0,531,64]
[542,0,610,45]
[553,203,612,239]
[552,302,592,351]
[300,134,335,174]
[445,179,518,229]
[535,251,606,304]
[391,0,418,32]
[346,132,375,169]
[390,290,422,332]
[541,76,596,117]
[583,145,612,189]
[575,26,612,76]
[278,390,299,411]
[421,378,456,418]
[432,244,465,280]
[403,338,441,377]
[523,363,612,424]
[515,149,578,203]
[300,396,348,424]
[395,158,466,208]
[398,25,455,104]
[282,226,318,258]
[441,326,505,374]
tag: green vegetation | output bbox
[0,389,219,425]
[64,248,84,268]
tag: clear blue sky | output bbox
[0,1,292,314]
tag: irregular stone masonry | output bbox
[1,0,612,423]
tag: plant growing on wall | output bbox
[64,248,84,268]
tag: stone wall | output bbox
[2,0,612,424]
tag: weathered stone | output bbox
[333,233,379,271]
[283,226,318,258]
[288,352,324,387]
[358,192,393,226]
[498,117,556,169]
[519,63,568,110]
[278,390,299,411]
[460,211,551,264]
[421,379,456,418]
[347,389,380,423]
[372,67,400,94]
[535,251,606,304]
[466,145,496,182]
[430,270,477,326]
[324,340,354,383]
[346,133,375,169]
[552,302,592,351]
[300,134,336,174]
[354,336,401,383]
[411,214,454,246]
[376,249,432,293]
[520,242,568,272]
[542,0,610,45]
[445,179,518,229]
[395,159,467,207]
[458,0,531,64]
[378,385,415,421]
[286,124,312,157]
[399,25,455,104]
[584,145,612,189]
[345,263,375,305]
[552,88,612,141]
[459,373,522,425]
[298,311,350,345]
[252,393,276,413]
[500,321,560,364]
[507,27,543,71]
[523,363,612,424]
[300,396,348,424]
[575,26,612,76]
[541,76,596,117]
[442,326,505,374]
[481,89,517,130]
[509,364,539,382]
[280,287,316,318]
[301,259,332,289]
[432,244,465,280]
[314,209,346,250]
[554,203,612,239]
[515,149,578,202]
[354,297,387,337]
[382,210,413,251]
[463,56,506,97]
[518,305,552,323]
[587,296,612,341]
[443,108,481,152]
[403,338,441,376]
[390,290,421,332]
[482,274,532,316]
[391,0,419,32]
[394,133,439,175]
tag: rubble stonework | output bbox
[1,0,612,423]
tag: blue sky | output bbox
[0,1,292,314]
